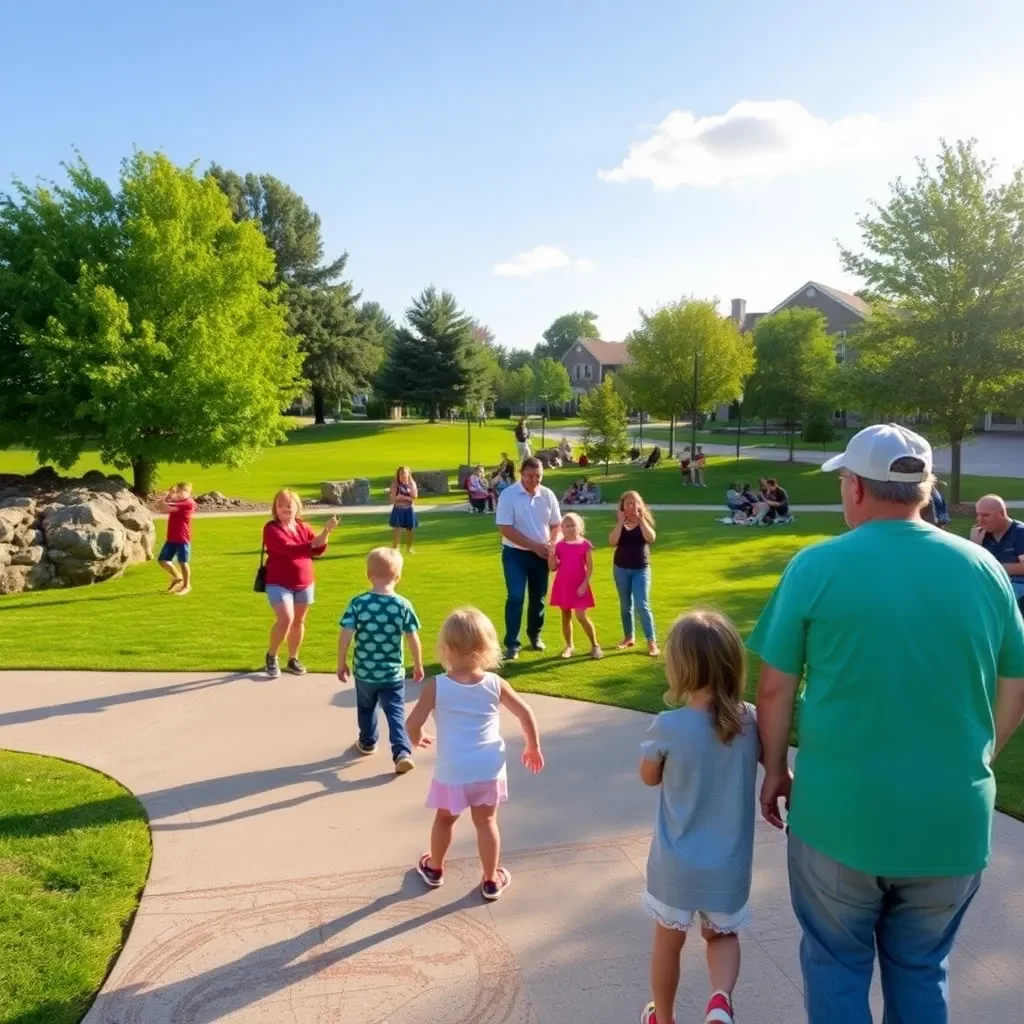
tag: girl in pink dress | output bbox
[549,513,603,660]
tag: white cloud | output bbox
[493,245,597,278]
[599,99,890,189]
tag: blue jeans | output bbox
[501,545,549,651]
[355,680,411,761]
[612,565,655,642]
[788,833,981,1024]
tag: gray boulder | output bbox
[412,470,450,496]
[320,479,371,506]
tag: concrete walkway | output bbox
[1,670,1021,1022]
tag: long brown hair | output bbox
[619,489,655,528]
[664,610,746,744]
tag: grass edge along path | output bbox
[0,750,152,1024]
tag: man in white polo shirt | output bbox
[495,456,562,660]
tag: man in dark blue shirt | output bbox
[972,494,1024,609]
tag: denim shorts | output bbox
[266,584,315,607]
[158,541,191,564]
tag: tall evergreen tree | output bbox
[210,166,381,423]
[377,287,478,420]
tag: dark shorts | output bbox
[389,504,418,529]
[158,541,191,564]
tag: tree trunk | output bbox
[788,420,796,463]
[429,403,439,423]
[312,388,327,425]
[762,417,767,435]
[605,458,610,476]
[131,457,156,498]
[950,434,963,505]
[669,416,675,458]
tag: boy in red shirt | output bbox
[158,482,197,595]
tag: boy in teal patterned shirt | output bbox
[338,547,424,774]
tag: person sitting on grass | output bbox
[580,478,601,504]
[337,547,424,775]
[643,446,661,471]
[557,437,574,463]
[726,483,749,516]
[467,465,493,513]
[158,481,197,595]
[562,480,582,505]
[764,477,790,520]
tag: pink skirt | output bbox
[426,778,509,814]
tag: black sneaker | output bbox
[481,867,512,901]
[529,638,546,652]
[265,653,280,679]
[285,657,306,676]
[417,853,444,888]
[505,647,520,662]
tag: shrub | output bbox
[802,412,837,444]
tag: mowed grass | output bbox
[1,509,1022,817]
[640,426,855,452]
[0,751,151,1024]
[5,419,1024,506]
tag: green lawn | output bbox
[1,509,1022,818]
[4,420,1023,506]
[0,751,151,1024]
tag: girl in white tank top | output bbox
[406,607,544,901]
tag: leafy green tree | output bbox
[376,287,478,420]
[533,357,572,417]
[499,364,535,414]
[745,308,837,461]
[0,152,300,495]
[840,139,1024,502]
[535,310,600,361]
[357,301,397,352]
[579,375,630,474]
[622,298,752,454]
[210,166,380,423]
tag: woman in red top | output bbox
[262,489,338,679]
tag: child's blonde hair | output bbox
[367,546,403,581]
[619,489,655,527]
[562,511,585,536]
[437,607,503,672]
[664,609,746,744]
[173,481,193,497]
[272,488,303,521]
[395,465,411,483]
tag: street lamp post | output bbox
[466,407,471,467]
[735,393,744,464]
[690,349,700,456]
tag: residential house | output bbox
[729,281,869,426]
[561,338,630,397]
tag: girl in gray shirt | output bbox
[638,610,759,1024]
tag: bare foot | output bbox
[175,587,192,597]
[165,578,182,593]
[615,638,635,650]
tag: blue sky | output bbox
[3,0,1023,350]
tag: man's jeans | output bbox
[501,545,549,650]
[355,679,411,761]
[612,564,656,642]
[788,833,981,1024]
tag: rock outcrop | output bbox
[0,470,156,593]
[320,479,371,506]
[411,471,449,496]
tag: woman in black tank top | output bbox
[608,490,659,656]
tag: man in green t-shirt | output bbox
[749,423,1024,1024]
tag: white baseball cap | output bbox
[821,423,932,482]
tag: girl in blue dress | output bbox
[389,466,419,553]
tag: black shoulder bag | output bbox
[253,544,267,593]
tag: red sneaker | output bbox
[639,1001,674,1024]
[704,990,734,1023]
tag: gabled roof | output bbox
[768,281,870,319]
[561,338,630,366]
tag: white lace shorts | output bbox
[642,891,751,934]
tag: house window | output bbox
[573,365,582,381]
[835,331,847,364]
[584,364,593,380]
[806,286,816,298]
